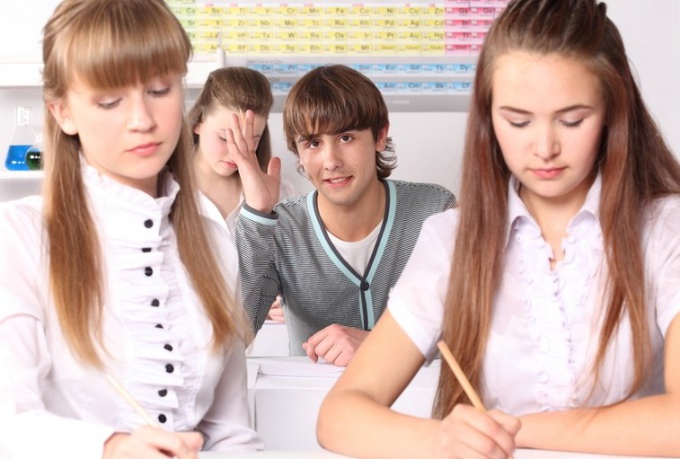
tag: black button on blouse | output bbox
[164,344,173,352]
[144,219,154,228]
[165,364,174,373]
[158,389,168,397]
[150,299,160,307]
[158,414,167,423]
[144,267,153,277]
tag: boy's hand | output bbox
[302,324,368,367]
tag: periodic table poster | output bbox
[167,0,510,108]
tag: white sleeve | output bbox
[647,198,680,334]
[0,200,115,459]
[197,345,263,451]
[387,209,458,362]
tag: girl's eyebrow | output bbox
[498,104,594,115]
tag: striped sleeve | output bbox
[234,204,281,334]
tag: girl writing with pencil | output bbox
[317,0,680,457]
[0,0,262,458]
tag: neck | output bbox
[519,174,595,265]
[318,179,386,242]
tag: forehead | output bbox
[491,51,602,110]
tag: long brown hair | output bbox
[188,67,274,172]
[42,0,245,367]
[435,0,680,417]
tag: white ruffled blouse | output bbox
[389,175,680,414]
[0,162,262,458]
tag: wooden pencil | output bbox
[436,340,484,410]
[105,374,160,428]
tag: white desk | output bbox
[200,450,670,458]
[247,321,289,358]
[246,357,439,451]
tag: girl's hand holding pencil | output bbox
[436,341,520,459]
[103,375,203,459]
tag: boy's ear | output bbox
[376,124,390,151]
[193,122,202,135]
[47,100,78,136]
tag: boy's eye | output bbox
[340,135,353,142]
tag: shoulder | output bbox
[643,195,680,237]
[420,208,459,240]
[390,180,455,202]
[0,196,44,238]
[389,180,457,214]
[391,179,453,195]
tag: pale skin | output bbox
[104,429,203,459]
[317,52,680,457]
[49,75,207,458]
[227,111,387,365]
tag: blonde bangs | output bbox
[47,0,191,93]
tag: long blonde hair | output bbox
[435,0,680,417]
[42,0,246,367]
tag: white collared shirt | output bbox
[0,162,262,458]
[389,176,680,414]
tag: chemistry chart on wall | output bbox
[168,0,510,111]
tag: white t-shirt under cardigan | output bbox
[0,162,263,458]
[389,176,680,415]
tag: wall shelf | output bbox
[0,170,44,180]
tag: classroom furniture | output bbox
[246,356,440,450]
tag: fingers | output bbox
[177,431,205,454]
[104,428,202,459]
[267,156,282,181]
[266,300,286,323]
[488,409,521,437]
[302,325,364,366]
[303,327,327,363]
[242,109,256,153]
[302,341,319,363]
[226,115,253,163]
[439,404,517,459]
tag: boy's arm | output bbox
[234,204,282,334]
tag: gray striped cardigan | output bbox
[235,179,456,355]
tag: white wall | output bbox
[0,0,678,200]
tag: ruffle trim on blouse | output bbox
[82,161,200,431]
[515,212,602,412]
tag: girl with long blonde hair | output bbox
[317,0,680,457]
[0,0,261,457]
